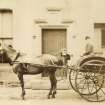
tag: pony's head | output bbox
[1,44,20,65]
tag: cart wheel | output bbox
[69,67,77,92]
[75,60,105,102]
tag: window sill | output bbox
[0,37,13,39]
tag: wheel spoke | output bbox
[90,81,95,94]
[95,84,99,101]
[80,79,87,93]
[87,79,91,94]
[100,88,105,96]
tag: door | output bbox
[42,29,67,55]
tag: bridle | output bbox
[3,49,21,64]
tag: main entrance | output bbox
[42,29,67,77]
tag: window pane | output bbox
[0,13,2,37]
[2,11,12,37]
[102,30,105,47]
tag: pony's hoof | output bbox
[47,95,50,99]
[22,97,25,100]
[21,95,25,100]
[52,95,55,98]
[54,91,57,94]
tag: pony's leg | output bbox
[48,72,53,99]
[52,71,57,98]
[49,71,57,98]
[18,73,25,100]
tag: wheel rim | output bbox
[69,68,77,92]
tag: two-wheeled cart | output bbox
[69,54,105,102]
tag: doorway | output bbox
[42,29,67,77]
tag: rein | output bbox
[13,52,20,62]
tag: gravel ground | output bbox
[0,86,105,105]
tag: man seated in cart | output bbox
[83,36,94,56]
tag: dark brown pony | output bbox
[1,45,70,100]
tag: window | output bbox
[94,23,105,48]
[0,9,13,63]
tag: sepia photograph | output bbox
[0,0,105,105]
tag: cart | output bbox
[69,54,105,102]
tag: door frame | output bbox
[41,25,68,54]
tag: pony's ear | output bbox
[66,54,71,60]
[8,45,16,52]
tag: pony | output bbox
[1,44,70,100]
